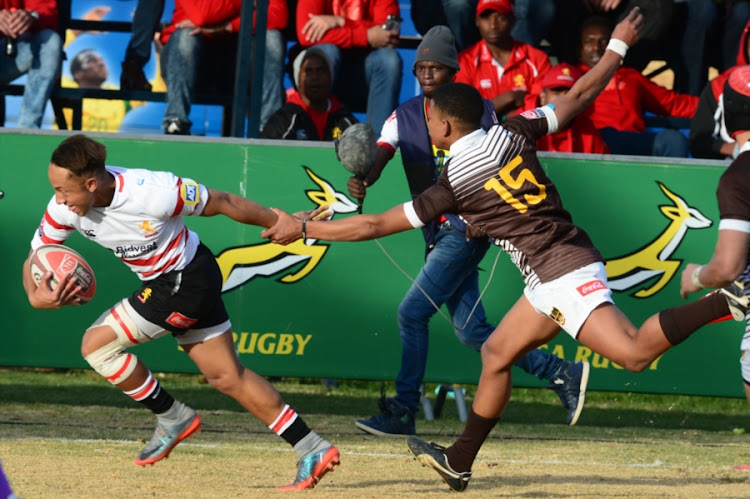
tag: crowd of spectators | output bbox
[1,0,750,160]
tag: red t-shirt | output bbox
[1,0,57,31]
[296,0,399,49]
[161,0,288,44]
[577,63,698,132]
[456,40,551,117]
[536,115,610,154]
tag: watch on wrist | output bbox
[28,10,39,21]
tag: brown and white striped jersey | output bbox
[404,106,603,288]
[717,144,750,268]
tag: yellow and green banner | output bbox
[0,132,740,397]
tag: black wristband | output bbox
[302,218,307,240]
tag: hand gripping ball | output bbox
[29,244,96,303]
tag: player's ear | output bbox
[441,118,452,138]
[85,176,97,192]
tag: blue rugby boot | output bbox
[277,445,340,490]
[135,407,201,466]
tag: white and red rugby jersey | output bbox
[31,166,209,280]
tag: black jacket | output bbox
[261,95,358,141]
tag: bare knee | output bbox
[610,350,653,373]
[204,365,246,395]
[480,341,515,374]
[80,327,116,358]
[621,358,652,373]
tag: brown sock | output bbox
[444,408,499,473]
[659,292,728,346]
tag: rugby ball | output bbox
[29,244,96,303]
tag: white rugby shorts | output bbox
[524,262,614,339]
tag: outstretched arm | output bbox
[201,188,330,228]
[680,229,750,298]
[551,7,643,130]
[201,189,278,227]
[262,204,414,245]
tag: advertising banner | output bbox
[0,132,740,397]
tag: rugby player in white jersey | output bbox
[21,134,338,491]
[263,9,749,490]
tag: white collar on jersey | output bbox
[449,129,486,159]
[731,139,750,159]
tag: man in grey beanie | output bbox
[346,25,590,437]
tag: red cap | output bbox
[476,0,514,16]
[541,63,582,90]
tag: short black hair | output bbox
[430,83,484,130]
[51,134,107,177]
[70,49,101,76]
[580,15,613,36]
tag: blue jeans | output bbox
[260,29,286,129]
[124,0,165,64]
[410,0,480,51]
[679,0,718,96]
[511,0,555,47]
[0,29,62,128]
[161,27,201,127]
[161,27,285,131]
[312,43,402,134]
[393,222,565,411]
[599,127,689,158]
[723,2,750,71]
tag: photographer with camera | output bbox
[295,0,402,133]
[0,0,61,128]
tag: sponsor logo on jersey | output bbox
[138,221,158,238]
[577,280,606,296]
[181,182,200,206]
[521,108,545,119]
[115,241,158,258]
[166,311,198,329]
[81,228,96,238]
[548,307,565,325]
[138,287,152,304]
[512,74,527,89]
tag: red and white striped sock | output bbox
[123,372,175,414]
[269,404,311,447]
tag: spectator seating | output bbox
[0,0,260,137]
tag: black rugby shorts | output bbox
[127,242,230,335]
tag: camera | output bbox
[382,14,402,32]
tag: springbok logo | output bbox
[216,166,358,293]
[605,183,712,298]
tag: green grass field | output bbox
[2,368,750,497]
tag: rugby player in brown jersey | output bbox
[679,65,750,471]
[263,8,749,491]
